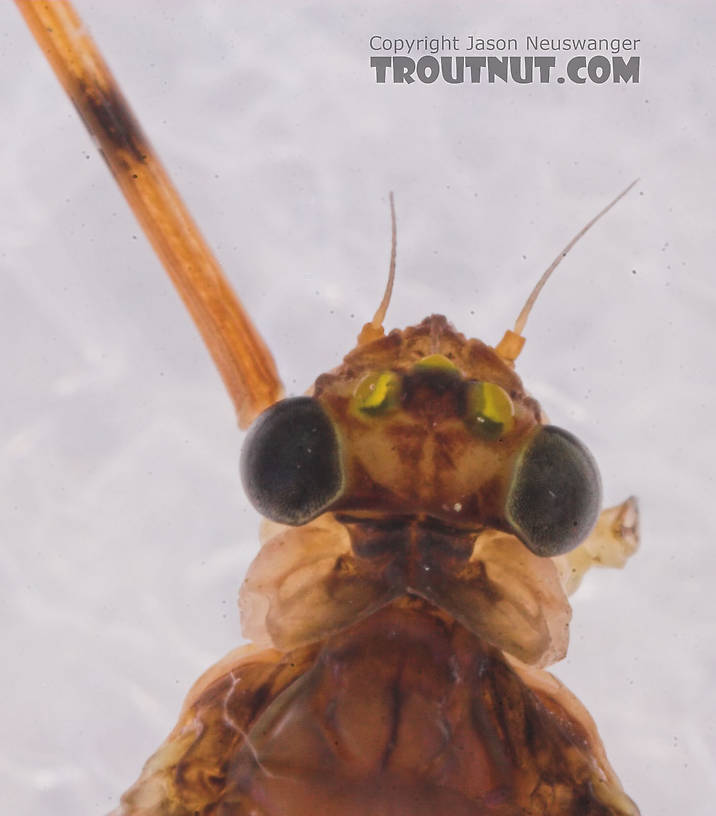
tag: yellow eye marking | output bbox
[413,354,459,373]
[352,371,402,416]
[465,382,515,440]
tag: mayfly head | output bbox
[241,316,599,558]
[241,184,637,558]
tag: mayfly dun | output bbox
[14,2,642,814]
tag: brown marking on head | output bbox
[312,315,542,531]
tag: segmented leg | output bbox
[15,0,283,426]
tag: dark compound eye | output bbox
[506,425,601,557]
[240,397,344,526]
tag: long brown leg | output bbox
[14,0,283,427]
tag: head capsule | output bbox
[241,315,601,558]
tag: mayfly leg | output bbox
[14,0,283,428]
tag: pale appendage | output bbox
[240,515,401,651]
[241,516,571,668]
[15,0,283,427]
[554,497,640,596]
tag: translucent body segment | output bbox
[242,516,570,667]
[116,601,639,816]
[553,497,640,595]
[419,529,572,667]
[239,515,401,651]
[15,0,282,427]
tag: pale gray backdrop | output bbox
[1,1,714,814]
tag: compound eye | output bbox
[506,425,601,556]
[240,397,343,525]
[465,381,515,440]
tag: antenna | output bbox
[495,179,639,363]
[358,192,397,345]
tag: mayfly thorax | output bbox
[16,2,642,814]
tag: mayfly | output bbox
[16,2,641,813]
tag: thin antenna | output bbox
[496,179,639,363]
[358,192,397,345]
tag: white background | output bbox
[1,2,715,814]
